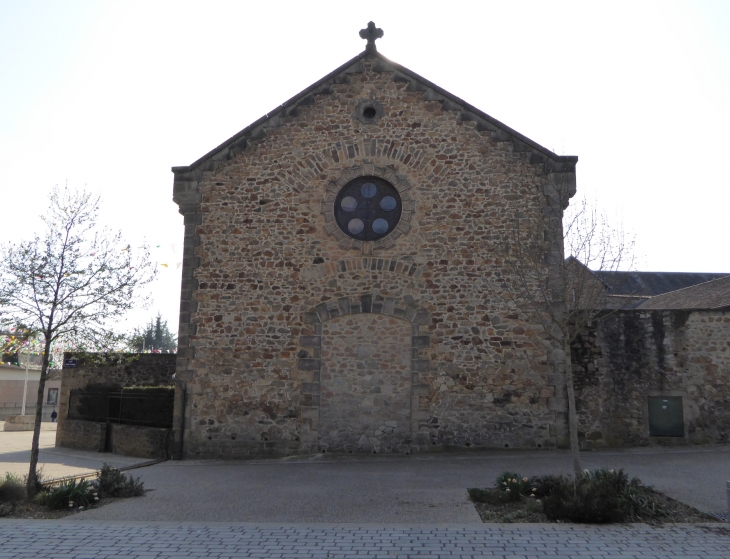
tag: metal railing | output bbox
[68,389,174,428]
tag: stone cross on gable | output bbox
[359,21,384,53]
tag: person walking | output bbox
[50,409,57,423]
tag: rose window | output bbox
[334,176,402,241]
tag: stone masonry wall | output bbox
[56,419,105,452]
[320,313,412,453]
[56,354,176,451]
[109,424,172,459]
[573,310,730,447]
[173,52,576,458]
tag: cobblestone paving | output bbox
[0,521,728,558]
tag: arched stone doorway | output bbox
[298,294,431,453]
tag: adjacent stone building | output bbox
[171,24,577,458]
[573,276,730,447]
[56,353,176,458]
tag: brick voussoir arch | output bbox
[299,257,423,282]
[298,294,432,450]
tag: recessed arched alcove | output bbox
[298,294,431,453]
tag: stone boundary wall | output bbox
[108,424,172,459]
[56,419,171,459]
[573,310,730,447]
[56,354,176,457]
[56,419,105,452]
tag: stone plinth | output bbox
[3,415,35,431]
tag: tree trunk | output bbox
[564,339,582,477]
[26,335,52,497]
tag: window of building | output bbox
[334,176,402,242]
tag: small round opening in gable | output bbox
[334,176,402,242]
[354,99,384,124]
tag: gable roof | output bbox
[637,275,730,310]
[594,271,730,297]
[172,48,577,176]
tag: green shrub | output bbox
[495,471,534,502]
[3,472,22,484]
[97,464,144,498]
[0,474,26,503]
[620,482,668,521]
[71,384,174,427]
[42,479,98,510]
[22,466,47,496]
[529,474,563,498]
[539,468,661,524]
[71,383,122,421]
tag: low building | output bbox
[0,363,61,422]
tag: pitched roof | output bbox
[593,271,729,297]
[637,275,730,310]
[172,48,577,176]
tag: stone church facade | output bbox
[171,24,579,458]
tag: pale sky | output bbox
[1,0,729,333]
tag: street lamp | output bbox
[21,342,30,416]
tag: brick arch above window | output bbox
[299,257,423,282]
[321,164,416,252]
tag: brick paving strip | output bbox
[0,521,728,559]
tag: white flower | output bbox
[522,477,528,482]
[530,494,536,498]
[505,488,511,493]
[78,506,84,511]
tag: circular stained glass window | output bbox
[334,176,402,242]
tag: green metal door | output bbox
[648,396,684,437]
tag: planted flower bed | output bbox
[468,469,719,524]
[0,464,145,519]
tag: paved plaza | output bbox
[2,433,729,557]
[0,520,728,558]
[0,426,148,480]
[78,446,730,522]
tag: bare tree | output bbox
[503,173,633,476]
[0,185,155,495]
